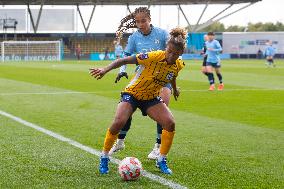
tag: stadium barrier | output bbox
[90,53,116,61]
[182,54,231,60]
[89,53,231,61]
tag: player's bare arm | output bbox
[171,77,180,101]
[90,56,137,80]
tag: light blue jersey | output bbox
[115,44,123,57]
[120,26,169,73]
[124,26,168,54]
[264,46,276,57]
[205,40,222,64]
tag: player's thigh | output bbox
[146,103,175,132]
[205,65,213,73]
[214,67,221,74]
[160,87,172,106]
[110,102,134,134]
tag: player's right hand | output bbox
[89,68,106,80]
[115,72,129,83]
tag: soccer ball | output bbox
[118,157,142,181]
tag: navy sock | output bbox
[203,72,209,76]
[207,73,215,85]
[118,116,132,139]
[217,73,223,84]
[156,123,163,144]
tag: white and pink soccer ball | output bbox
[118,157,142,181]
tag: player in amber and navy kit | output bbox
[110,7,173,160]
[205,32,224,91]
[264,41,276,68]
[90,28,186,175]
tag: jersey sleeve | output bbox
[203,43,207,53]
[135,51,160,66]
[177,60,186,73]
[214,41,223,52]
[119,35,135,73]
[124,34,136,55]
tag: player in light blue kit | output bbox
[114,40,124,59]
[264,41,276,68]
[110,7,175,161]
[205,32,224,91]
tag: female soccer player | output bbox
[75,44,82,61]
[90,28,186,174]
[114,40,123,59]
[264,41,276,68]
[205,32,224,91]
[112,7,172,160]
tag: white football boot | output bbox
[147,143,160,160]
[109,139,125,156]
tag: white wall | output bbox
[223,32,284,54]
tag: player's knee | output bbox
[201,68,206,73]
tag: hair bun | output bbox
[170,28,187,39]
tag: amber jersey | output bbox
[123,50,185,100]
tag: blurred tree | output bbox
[192,21,284,32]
[199,22,226,32]
[226,25,246,32]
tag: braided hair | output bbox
[116,7,151,40]
[168,27,187,52]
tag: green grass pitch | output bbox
[0,59,283,188]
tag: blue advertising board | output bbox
[90,53,116,61]
[90,53,231,60]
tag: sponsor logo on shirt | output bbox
[138,53,149,60]
[166,72,174,80]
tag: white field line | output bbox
[0,88,283,96]
[0,110,187,189]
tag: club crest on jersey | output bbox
[155,39,160,44]
[166,72,174,80]
[138,53,149,60]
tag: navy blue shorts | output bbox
[120,93,163,116]
[206,61,221,68]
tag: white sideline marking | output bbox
[0,110,187,189]
[0,88,283,96]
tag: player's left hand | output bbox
[173,87,180,101]
[89,68,107,80]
